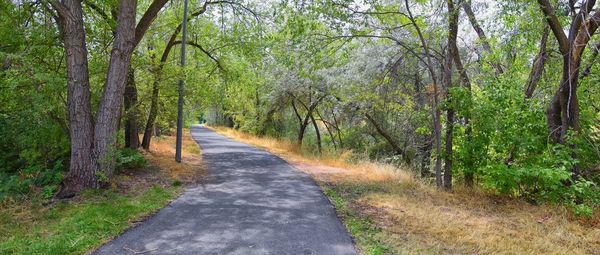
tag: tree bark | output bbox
[331,108,343,148]
[291,100,309,146]
[142,43,171,150]
[297,119,310,147]
[51,0,98,198]
[141,77,160,149]
[537,0,600,179]
[93,0,138,178]
[124,66,140,149]
[316,109,337,149]
[290,94,325,147]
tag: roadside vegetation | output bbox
[212,126,600,255]
[0,131,204,255]
[2,0,600,254]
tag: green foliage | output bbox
[0,161,64,201]
[115,149,147,171]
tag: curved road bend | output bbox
[94,125,356,255]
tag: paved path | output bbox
[94,125,356,255]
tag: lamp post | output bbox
[175,0,189,163]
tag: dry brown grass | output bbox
[109,129,205,193]
[142,129,205,184]
[211,126,600,255]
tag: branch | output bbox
[537,0,569,55]
[173,40,224,70]
[525,26,550,98]
[46,0,69,19]
[581,40,600,78]
[320,34,427,64]
[461,0,504,74]
[365,112,408,161]
[134,0,169,46]
[83,0,115,31]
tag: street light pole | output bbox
[175,0,189,163]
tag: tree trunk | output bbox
[297,120,309,146]
[291,100,306,146]
[142,64,164,150]
[316,109,337,150]
[538,0,599,144]
[525,26,550,99]
[443,0,459,190]
[52,0,98,198]
[124,66,140,149]
[94,0,137,178]
[51,0,167,197]
[141,3,212,149]
[291,96,324,147]
[310,113,322,155]
[331,108,343,148]
[449,19,475,186]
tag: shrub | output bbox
[116,149,147,171]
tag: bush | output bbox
[116,149,147,171]
[481,162,599,216]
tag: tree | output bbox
[537,0,600,177]
[443,0,460,189]
[48,0,168,197]
[405,0,444,188]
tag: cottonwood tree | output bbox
[46,0,168,197]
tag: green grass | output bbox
[322,185,390,255]
[0,185,180,255]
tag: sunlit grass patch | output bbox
[0,186,179,255]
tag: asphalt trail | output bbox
[94,125,356,255]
